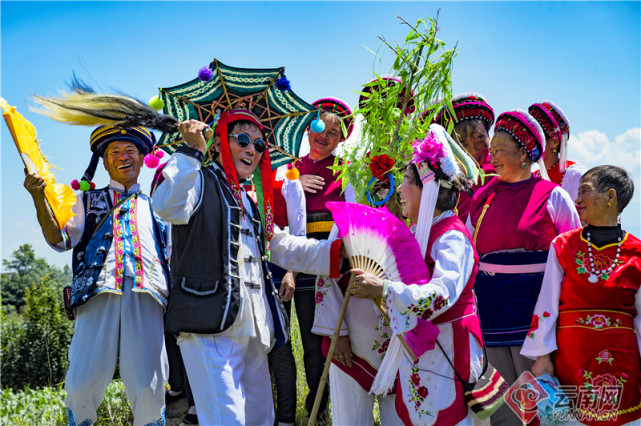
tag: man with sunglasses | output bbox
[153,109,342,425]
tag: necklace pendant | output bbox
[588,274,599,283]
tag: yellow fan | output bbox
[1,98,75,228]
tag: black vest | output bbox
[166,166,289,347]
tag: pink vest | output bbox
[470,176,559,255]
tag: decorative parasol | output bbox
[156,59,318,169]
[1,98,75,228]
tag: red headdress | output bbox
[216,109,274,241]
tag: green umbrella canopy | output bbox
[157,59,317,169]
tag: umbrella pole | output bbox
[308,274,355,425]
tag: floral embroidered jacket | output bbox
[521,228,641,425]
[386,211,484,425]
[51,180,171,309]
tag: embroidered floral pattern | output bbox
[399,291,448,328]
[314,277,331,307]
[407,365,434,419]
[574,249,620,281]
[580,369,627,405]
[264,202,274,240]
[527,311,550,339]
[576,314,622,329]
[113,195,143,290]
[595,349,614,365]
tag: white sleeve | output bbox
[521,243,563,358]
[269,228,333,276]
[385,230,475,335]
[465,215,474,237]
[560,163,587,202]
[152,152,203,225]
[547,186,581,234]
[282,178,307,237]
[344,183,356,203]
[49,193,86,252]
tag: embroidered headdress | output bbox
[529,100,571,172]
[358,76,416,116]
[74,125,155,191]
[311,97,354,140]
[429,92,495,132]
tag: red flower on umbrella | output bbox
[369,154,395,180]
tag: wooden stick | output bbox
[308,274,356,425]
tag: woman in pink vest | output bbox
[522,166,640,425]
[468,110,580,424]
[350,124,485,425]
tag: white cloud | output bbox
[569,128,640,236]
[569,128,640,176]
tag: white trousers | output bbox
[178,333,274,426]
[64,280,168,425]
[329,363,401,425]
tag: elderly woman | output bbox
[522,166,640,425]
[351,124,484,425]
[429,92,496,223]
[468,110,581,424]
[529,100,586,201]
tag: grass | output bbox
[0,305,382,425]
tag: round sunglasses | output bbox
[229,133,267,154]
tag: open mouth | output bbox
[117,164,132,170]
[240,159,252,166]
[315,139,329,147]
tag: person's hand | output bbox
[334,335,353,367]
[279,271,296,302]
[179,120,209,154]
[532,354,555,377]
[349,268,384,300]
[299,174,325,194]
[24,172,46,201]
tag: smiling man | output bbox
[23,125,171,426]
[153,109,341,425]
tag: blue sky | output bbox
[2,1,640,269]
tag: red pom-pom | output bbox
[71,179,80,190]
[154,149,164,159]
[89,182,96,190]
[145,153,160,168]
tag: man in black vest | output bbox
[153,110,342,425]
[24,126,170,425]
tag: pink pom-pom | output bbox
[154,149,164,159]
[198,66,214,82]
[71,179,80,190]
[145,153,161,168]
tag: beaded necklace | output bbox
[586,228,622,283]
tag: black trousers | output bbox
[165,331,194,407]
[268,300,297,423]
[293,283,329,418]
